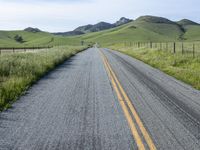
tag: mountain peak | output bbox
[135,15,174,24]
[74,22,114,33]
[177,19,199,26]
[24,27,41,33]
[114,17,132,26]
[74,24,93,33]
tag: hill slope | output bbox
[0,30,83,47]
[54,17,132,36]
[1,16,200,47]
[79,15,200,45]
[75,22,115,33]
[177,19,199,26]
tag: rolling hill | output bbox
[54,17,132,36]
[0,29,83,47]
[0,15,200,47]
[79,15,200,46]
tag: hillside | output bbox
[0,29,84,47]
[177,19,199,26]
[24,27,41,33]
[79,15,200,45]
[114,17,132,26]
[0,30,53,47]
[1,15,200,47]
[75,22,115,33]
[54,31,84,36]
[54,17,132,36]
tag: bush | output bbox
[14,35,24,43]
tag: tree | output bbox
[14,35,24,43]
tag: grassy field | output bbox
[0,30,92,47]
[109,43,200,90]
[0,45,88,111]
[79,16,200,46]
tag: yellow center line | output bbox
[99,49,157,150]
[99,50,145,150]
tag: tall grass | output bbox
[110,44,200,90]
[0,45,88,111]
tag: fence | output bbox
[0,46,53,55]
[124,42,200,58]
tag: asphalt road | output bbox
[0,47,200,149]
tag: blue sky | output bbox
[0,0,199,32]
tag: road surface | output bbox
[0,47,200,149]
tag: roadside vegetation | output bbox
[0,45,88,111]
[109,43,200,90]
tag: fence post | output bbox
[193,43,195,58]
[13,48,15,53]
[173,42,176,54]
[182,43,184,55]
[0,49,1,55]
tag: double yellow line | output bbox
[99,49,156,150]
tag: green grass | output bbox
[109,44,200,90]
[0,30,89,47]
[78,16,200,46]
[183,25,200,41]
[0,30,53,47]
[0,45,88,111]
[1,16,200,48]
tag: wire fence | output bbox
[0,46,53,55]
[123,42,200,58]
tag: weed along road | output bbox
[1,47,200,149]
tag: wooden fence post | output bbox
[182,43,184,55]
[173,42,176,54]
[193,43,195,58]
